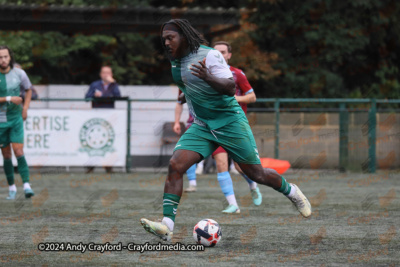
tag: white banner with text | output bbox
[1,109,127,167]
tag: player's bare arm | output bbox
[190,59,235,96]
[235,91,256,104]
[174,103,183,135]
[0,96,23,105]
[22,88,32,120]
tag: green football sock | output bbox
[163,193,181,222]
[4,158,14,186]
[277,176,292,195]
[17,155,30,183]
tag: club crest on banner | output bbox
[79,118,115,157]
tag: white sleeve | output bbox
[205,50,233,79]
[17,69,32,91]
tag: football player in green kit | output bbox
[0,45,34,199]
[140,20,311,241]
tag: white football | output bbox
[193,219,222,247]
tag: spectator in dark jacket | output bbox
[85,66,121,108]
[85,66,121,173]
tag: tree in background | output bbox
[0,0,149,7]
[1,0,399,100]
[0,30,159,85]
[250,0,400,99]
[0,0,259,86]
[0,0,162,85]
[212,11,281,98]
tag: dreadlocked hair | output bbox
[161,19,208,54]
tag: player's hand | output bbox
[11,96,23,105]
[22,108,28,121]
[173,122,181,135]
[190,58,210,81]
[179,92,186,104]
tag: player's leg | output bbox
[141,150,201,241]
[237,163,311,217]
[141,124,217,241]
[213,149,240,213]
[184,124,198,193]
[10,116,34,198]
[234,161,262,206]
[1,142,17,200]
[184,163,197,192]
[164,149,201,196]
[217,116,311,218]
[12,143,34,198]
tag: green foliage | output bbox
[250,0,400,99]
[0,0,161,85]
[0,0,151,7]
[1,0,399,100]
[0,31,158,85]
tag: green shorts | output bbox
[0,116,24,147]
[174,116,261,164]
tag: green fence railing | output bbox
[36,98,400,173]
[252,98,400,173]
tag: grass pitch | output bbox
[0,170,399,266]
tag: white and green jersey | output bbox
[0,68,32,123]
[171,45,245,130]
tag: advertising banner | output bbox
[1,109,127,167]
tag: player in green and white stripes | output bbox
[0,45,34,199]
[140,20,311,242]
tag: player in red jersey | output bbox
[211,41,262,213]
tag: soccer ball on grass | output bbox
[193,219,221,247]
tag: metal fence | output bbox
[35,98,400,173]
[254,98,400,173]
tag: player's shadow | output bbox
[361,193,378,211]
[82,191,102,212]
[360,229,380,250]
[14,194,26,212]
[291,232,313,247]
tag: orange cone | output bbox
[260,158,291,174]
